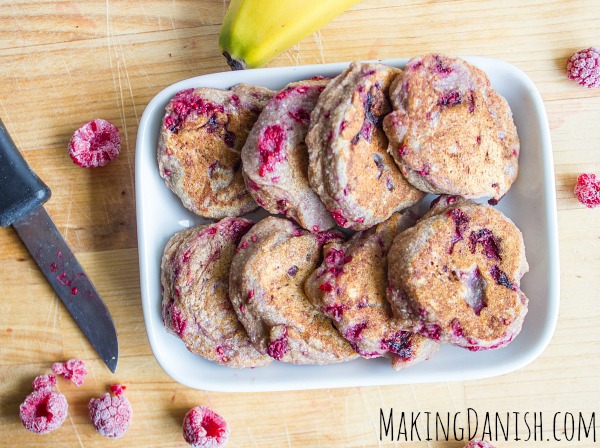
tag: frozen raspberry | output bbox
[52,359,87,387]
[464,440,495,448]
[69,118,121,167]
[19,387,68,434]
[567,47,600,88]
[88,385,132,439]
[183,406,230,448]
[574,173,600,208]
[32,374,57,391]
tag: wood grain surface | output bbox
[1,1,599,446]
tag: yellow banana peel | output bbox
[219,0,362,70]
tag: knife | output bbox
[0,118,118,373]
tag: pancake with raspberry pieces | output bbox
[242,78,336,232]
[387,196,529,351]
[306,62,424,231]
[305,211,439,370]
[158,84,274,218]
[383,54,519,201]
[161,217,272,368]
[228,216,358,364]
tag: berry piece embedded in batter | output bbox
[69,118,121,168]
[380,330,413,359]
[490,265,516,291]
[183,406,230,448]
[88,385,132,439]
[267,333,289,360]
[437,90,462,108]
[448,208,469,254]
[469,228,502,260]
[258,125,286,177]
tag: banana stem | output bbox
[223,51,247,71]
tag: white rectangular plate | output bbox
[136,57,559,392]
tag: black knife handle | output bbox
[0,118,51,227]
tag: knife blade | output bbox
[0,118,119,373]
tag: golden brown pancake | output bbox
[305,211,439,370]
[161,218,272,368]
[387,196,529,351]
[158,84,274,218]
[228,217,358,364]
[242,78,336,232]
[306,62,424,230]
[383,54,519,201]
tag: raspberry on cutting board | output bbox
[69,118,121,167]
[19,374,68,434]
[464,440,495,448]
[567,47,600,88]
[88,384,132,439]
[574,173,600,208]
[183,406,230,448]
[52,359,87,387]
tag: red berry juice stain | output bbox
[57,272,72,286]
[344,322,367,342]
[288,109,310,124]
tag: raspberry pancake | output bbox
[228,217,359,364]
[158,84,274,218]
[383,54,520,201]
[387,196,529,351]
[305,212,439,370]
[306,62,424,231]
[242,78,336,232]
[161,218,272,368]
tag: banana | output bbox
[219,0,362,70]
